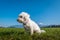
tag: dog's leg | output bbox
[30,27,33,35]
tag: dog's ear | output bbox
[24,13,30,20]
[24,16,29,21]
[24,15,30,22]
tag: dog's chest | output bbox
[24,23,30,30]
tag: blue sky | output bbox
[0,0,60,26]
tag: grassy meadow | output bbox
[0,28,60,40]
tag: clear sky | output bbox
[0,0,60,26]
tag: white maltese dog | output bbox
[17,12,45,35]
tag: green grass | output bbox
[0,28,60,40]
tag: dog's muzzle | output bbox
[17,19,23,23]
[17,19,19,21]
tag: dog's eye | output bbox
[20,16,22,18]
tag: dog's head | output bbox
[17,12,30,23]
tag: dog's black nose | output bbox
[17,19,19,21]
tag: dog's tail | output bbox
[41,30,46,33]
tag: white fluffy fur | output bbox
[17,12,45,35]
